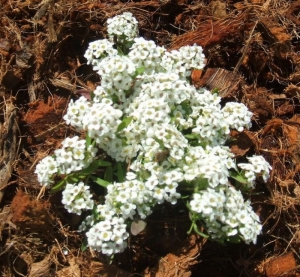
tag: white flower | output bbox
[116,191,129,203]
[63,97,91,130]
[126,172,137,180]
[84,39,117,64]
[145,175,159,190]
[166,192,181,204]
[72,148,85,160]
[100,230,113,241]
[248,155,272,174]
[35,156,58,187]
[153,187,166,202]
[236,210,252,225]
[222,102,253,132]
[107,12,138,44]
[238,155,271,187]
[189,186,262,243]
[120,202,136,219]
[86,217,129,255]
[62,182,94,215]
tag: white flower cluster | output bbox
[100,176,154,220]
[182,145,236,188]
[190,186,262,244]
[35,136,97,187]
[107,12,138,44]
[62,182,94,215]
[78,215,95,232]
[34,156,58,187]
[86,217,129,255]
[63,97,90,130]
[128,38,165,74]
[238,155,272,188]
[35,12,272,255]
[222,102,253,132]
[94,55,136,102]
[84,39,117,64]
[55,136,97,174]
[162,45,205,78]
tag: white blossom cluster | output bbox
[34,156,58,187]
[93,55,136,102]
[84,39,117,64]
[62,182,94,215]
[222,102,253,132]
[35,12,272,255]
[238,155,272,188]
[128,37,165,74]
[101,176,154,220]
[190,186,262,244]
[35,136,97,187]
[86,217,129,255]
[107,12,138,44]
[162,45,205,78]
[78,215,95,232]
[182,145,236,188]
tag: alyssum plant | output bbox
[35,12,271,255]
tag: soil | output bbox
[1,0,300,276]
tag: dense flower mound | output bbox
[35,12,272,255]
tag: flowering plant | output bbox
[35,12,271,255]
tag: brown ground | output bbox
[1,0,300,276]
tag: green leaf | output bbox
[135,66,145,76]
[86,133,93,147]
[212,88,219,94]
[184,133,199,140]
[70,176,80,183]
[193,177,208,191]
[116,162,126,182]
[187,222,194,235]
[51,179,67,193]
[180,99,190,109]
[117,45,124,55]
[227,235,241,243]
[92,206,99,219]
[116,116,133,133]
[96,160,111,167]
[90,175,110,188]
[104,166,113,183]
[230,171,248,184]
[81,238,88,251]
[80,160,111,175]
[193,224,209,238]
[90,90,95,101]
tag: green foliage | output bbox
[115,162,126,182]
[187,220,209,238]
[104,166,113,183]
[51,159,112,193]
[116,116,133,133]
[81,238,88,251]
[230,170,248,184]
[134,66,145,77]
[90,175,110,188]
[212,88,219,94]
